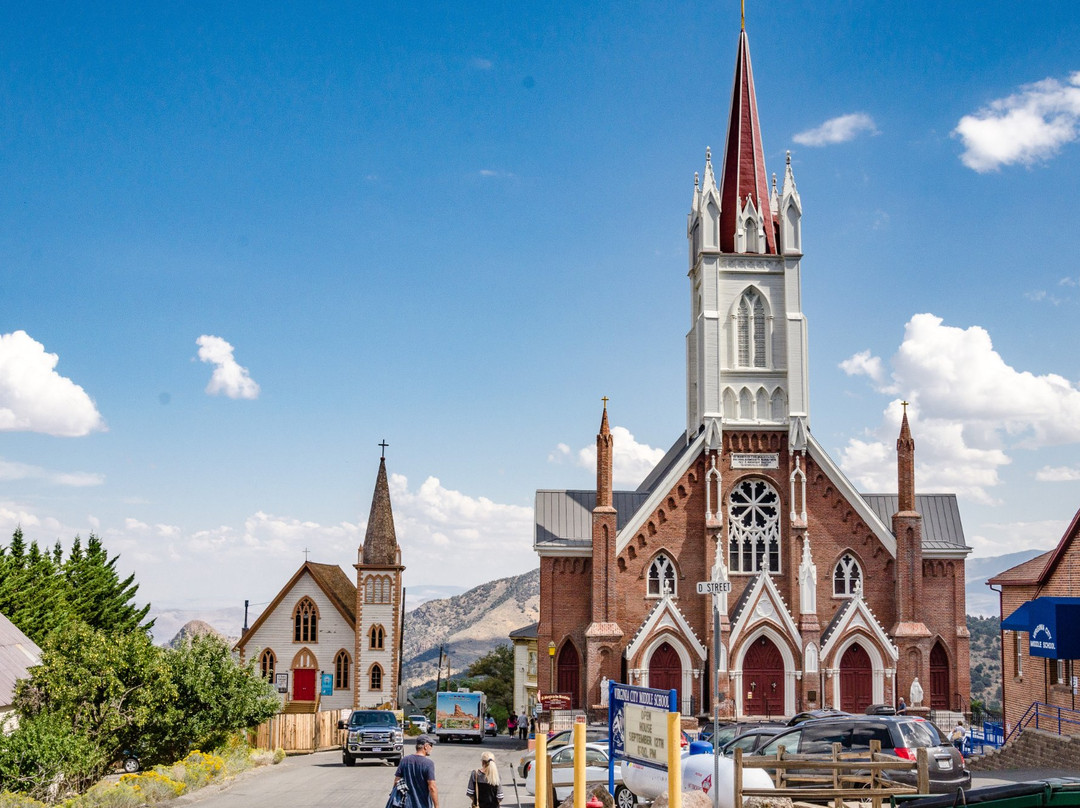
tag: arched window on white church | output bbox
[833,553,862,596]
[737,290,768,369]
[744,217,760,253]
[647,554,677,597]
[728,479,780,573]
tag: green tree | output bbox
[0,711,104,800]
[147,633,279,760]
[63,533,152,635]
[465,644,515,717]
[14,621,176,769]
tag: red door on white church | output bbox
[293,668,316,701]
[744,636,784,718]
[649,642,682,705]
[839,643,872,713]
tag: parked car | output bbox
[407,714,430,733]
[518,727,610,777]
[719,725,786,756]
[337,709,404,766]
[485,715,498,736]
[786,709,851,726]
[525,742,634,808]
[755,715,971,794]
[700,720,785,747]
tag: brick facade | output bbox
[534,23,969,721]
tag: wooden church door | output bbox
[556,643,581,709]
[930,642,950,710]
[648,642,682,704]
[744,636,784,717]
[839,643,872,713]
[293,668,316,701]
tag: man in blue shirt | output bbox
[394,735,438,808]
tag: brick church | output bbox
[534,21,971,720]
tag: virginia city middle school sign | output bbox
[608,682,677,770]
[1002,597,1080,659]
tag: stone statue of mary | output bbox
[909,676,924,707]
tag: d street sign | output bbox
[696,581,732,595]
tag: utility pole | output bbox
[435,644,445,694]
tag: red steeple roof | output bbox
[718,28,778,254]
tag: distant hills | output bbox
[965,549,1045,616]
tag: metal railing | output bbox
[1004,701,1080,746]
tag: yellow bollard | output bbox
[536,732,548,808]
[667,712,682,808]
[574,721,586,808]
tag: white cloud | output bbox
[839,313,1080,503]
[793,113,878,146]
[966,519,1069,557]
[196,335,260,400]
[569,425,665,488]
[839,349,887,387]
[0,330,105,436]
[954,72,1080,172]
[1036,465,1080,482]
[0,458,104,486]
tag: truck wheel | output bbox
[390,756,401,766]
[342,753,356,767]
[614,785,636,808]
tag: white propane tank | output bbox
[621,747,774,808]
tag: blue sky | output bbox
[3,1,1080,614]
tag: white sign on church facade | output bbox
[730,453,780,469]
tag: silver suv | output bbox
[338,710,404,766]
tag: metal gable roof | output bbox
[862,493,969,553]
[0,612,41,708]
[534,489,649,546]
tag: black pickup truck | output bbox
[337,710,404,766]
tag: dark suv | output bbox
[337,710,404,766]
[756,715,970,793]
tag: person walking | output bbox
[897,697,907,714]
[950,721,967,752]
[466,750,504,808]
[394,735,439,808]
[518,716,527,741]
[507,713,517,737]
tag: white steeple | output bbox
[685,24,810,443]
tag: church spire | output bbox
[362,453,400,565]
[718,25,778,254]
[896,401,916,514]
[596,397,613,508]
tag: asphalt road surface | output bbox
[176,734,536,808]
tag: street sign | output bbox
[696,581,731,594]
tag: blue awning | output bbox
[1002,600,1035,631]
[1002,597,1080,659]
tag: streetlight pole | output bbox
[548,641,556,698]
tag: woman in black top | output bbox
[465,751,504,807]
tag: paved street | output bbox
[173,737,1079,808]
[176,735,536,808]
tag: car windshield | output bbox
[350,712,397,727]
[898,720,941,748]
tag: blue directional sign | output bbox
[607,681,677,770]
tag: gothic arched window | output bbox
[370,663,383,691]
[647,554,677,597]
[366,575,392,604]
[259,649,276,680]
[728,479,781,573]
[334,649,351,689]
[736,290,768,369]
[293,597,318,643]
[370,624,385,650]
[833,553,862,596]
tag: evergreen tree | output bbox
[63,533,152,634]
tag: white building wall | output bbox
[244,572,357,712]
[356,598,398,707]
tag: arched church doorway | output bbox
[744,635,784,717]
[839,643,872,713]
[557,643,581,709]
[648,642,682,704]
[930,641,950,710]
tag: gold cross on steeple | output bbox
[602,396,609,410]
[901,400,909,414]
[741,0,746,30]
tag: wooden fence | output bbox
[249,710,345,754]
[734,741,929,808]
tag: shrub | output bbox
[272,748,285,764]
[0,793,48,808]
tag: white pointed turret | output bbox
[779,151,803,255]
